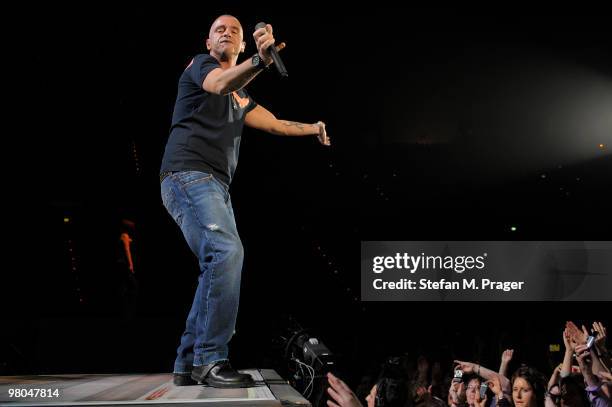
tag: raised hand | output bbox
[449,381,466,405]
[326,373,363,407]
[563,328,576,351]
[499,349,514,376]
[501,349,514,363]
[253,24,276,65]
[488,375,504,400]
[416,385,432,401]
[474,391,488,407]
[566,321,588,345]
[593,321,608,349]
[454,360,476,374]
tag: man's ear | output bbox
[240,41,246,53]
[206,38,212,51]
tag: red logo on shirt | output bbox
[232,92,250,109]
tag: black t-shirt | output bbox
[160,54,257,186]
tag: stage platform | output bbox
[0,369,310,406]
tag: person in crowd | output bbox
[510,366,547,407]
[575,343,611,407]
[323,320,610,407]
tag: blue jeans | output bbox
[160,171,244,372]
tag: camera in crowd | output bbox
[479,382,488,399]
[586,334,596,350]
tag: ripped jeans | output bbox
[161,171,243,372]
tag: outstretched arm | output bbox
[575,344,599,388]
[498,349,513,377]
[545,365,562,407]
[454,360,511,394]
[245,104,330,145]
[561,328,575,377]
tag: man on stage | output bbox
[160,14,330,388]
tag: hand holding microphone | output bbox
[253,22,288,77]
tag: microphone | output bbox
[255,22,288,77]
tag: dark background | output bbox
[3,3,611,391]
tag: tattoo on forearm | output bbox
[280,121,307,131]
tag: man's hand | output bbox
[416,386,427,398]
[474,392,487,407]
[499,349,513,376]
[563,328,576,352]
[593,321,608,350]
[326,373,363,407]
[566,321,588,346]
[316,121,331,146]
[253,24,277,66]
[449,381,466,405]
[454,360,476,374]
[501,349,514,364]
[488,376,504,401]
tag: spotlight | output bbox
[280,318,336,407]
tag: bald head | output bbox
[206,14,245,63]
[209,14,242,38]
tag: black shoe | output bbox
[173,372,198,386]
[191,360,255,388]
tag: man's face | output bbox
[206,15,245,59]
